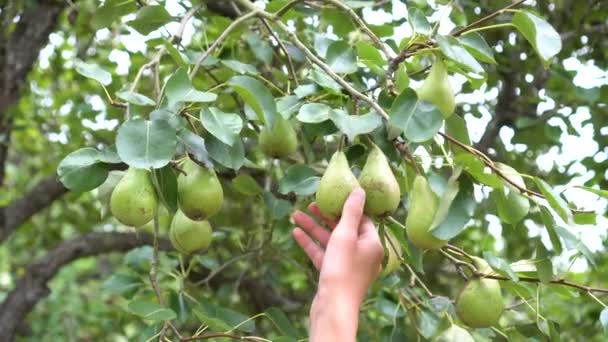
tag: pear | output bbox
[493,162,530,224]
[169,209,213,254]
[380,231,402,277]
[110,168,158,227]
[358,143,401,217]
[405,175,447,250]
[416,58,455,118]
[455,257,505,328]
[315,151,360,220]
[177,159,224,221]
[435,325,474,342]
[259,116,298,158]
[139,205,172,234]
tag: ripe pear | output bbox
[456,257,505,328]
[110,168,158,227]
[358,143,401,218]
[315,151,360,220]
[169,209,213,254]
[380,231,402,277]
[177,159,223,221]
[435,325,474,342]
[259,116,298,158]
[416,58,455,118]
[405,175,447,250]
[140,205,172,234]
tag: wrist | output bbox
[309,287,360,342]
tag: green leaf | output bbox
[92,0,138,29]
[128,299,177,322]
[276,96,301,119]
[196,303,255,333]
[483,252,519,281]
[553,225,595,266]
[429,172,460,231]
[534,178,570,222]
[356,41,386,75]
[436,35,484,74]
[265,307,301,338]
[600,308,608,335]
[458,33,496,64]
[431,178,475,240]
[244,32,273,65]
[177,130,212,168]
[573,211,597,225]
[535,242,553,283]
[116,91,155,106]
[124,246,152,270]
[512,11,562,67]
[326,41,357,74]
[57,148,110,192]
[539,206,563,254]
[163,40,188,68]
[329,109,382,142]
[279,165,320,196]
[102,273,141,296]
[116,119,177,169]
[127,5,173,35]
[493,179,530,225]
[228,75,277,127]
[199,107,243,146]
[75,60,112,86]
[389,88,443,143]
[296,103,332,123]
[408,8,432,36]
[194,309,232,332]
[232,174,263,196]
[264,192,292,219]
[445,114,471,152]
[309,67,342,94]
[294,83,319,98]
[576,186,608,199]
[153,165,178,213]
[221,60,260,75]
[454,154,503,188]
[418,309,441,339]
[165,69,217,107]
[205,135,245,170]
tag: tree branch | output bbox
[0,231,171,341]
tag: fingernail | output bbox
[352,187,366,200]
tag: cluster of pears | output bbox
[416,58,455,118]
[259,116,298,158]
[315,143,401,220]
[109,158,223,255]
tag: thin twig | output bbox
[451,0,526,37]
[475,272,608,294]
[258,17,299,86]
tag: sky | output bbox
[39,0,608,272]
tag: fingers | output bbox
[334,188,366,240]
[308,203,338,229]
[358,217,384,264]
[358,216,379,240]
[292,228,324,270]
[291,210,331,247]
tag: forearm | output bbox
[309,290,360,342]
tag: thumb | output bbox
[334,188,366,239]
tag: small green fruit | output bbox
[405,175,447,250]
[416,58,455,118]
[139,206,172,234]
[358,143,401,218]
[169,209,213,254]
[110,168,158,227]
[315,151,360,220]
[259,116,298,158]
[455,259,505,328]
[177,159,223,221]
[380,231,402,277]
[434,325,474,342]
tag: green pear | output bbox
[259,116,298,158]
[110,168,158,227]
[493,162,530,224]
[139,205,172,234]
[358,143,401,217]
[405,175,447,250]
[169,209,213,254]
[456,257,505,328]
[315,151,360,220]
[435,325,474,342]
[380,231,402,277]
[177,159,224,221]
[416,58,455,118]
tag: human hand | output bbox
[291,188,384,341]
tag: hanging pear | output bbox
[455,257,505,328]
[177,159,224,221]
[315,151,360,220]
[140,205,172,234]
[405,175,447,250]
[169,209,213,254]
[380,231,402,277]
[358,143,401,218]
[110,168,158,227]
[259,116,298,158]
[416,58,455,118]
